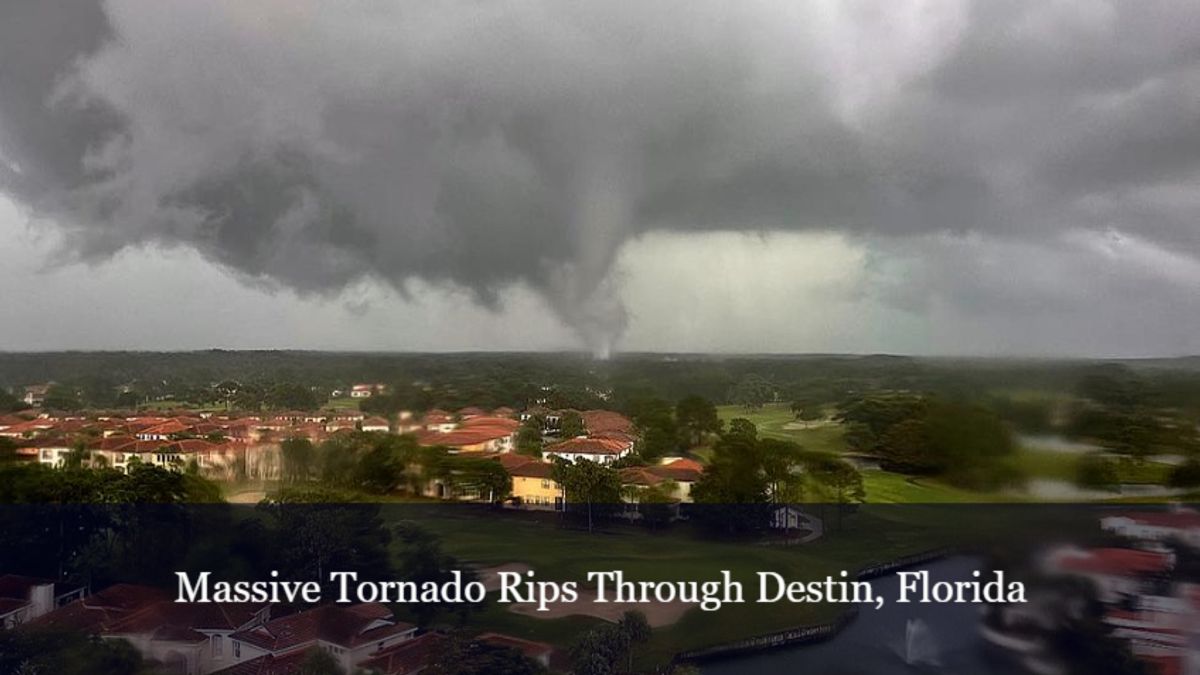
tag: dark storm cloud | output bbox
[0,1,119,201]
[1,0,1199,354]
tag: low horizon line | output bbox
[1,348,1199,362]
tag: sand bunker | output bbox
[507,588,693,627]
[781,419,833,430]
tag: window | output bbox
[541,480,550,489]
[213,635,223,657]
[233,641,240,658]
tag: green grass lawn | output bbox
[136,399,229,412]
[859,470,995,503]
[390,504,1103,667]
[714,403,1177,505]
[398,506,951,667]
[1118,459,1173,485]
[325,397,363,410]
[1010,447,1173,485]
[716,404,993,503]
[716,404,847,453]
[1010,449,1079,483]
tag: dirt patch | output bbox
[781,419,833,430]
[225,489,266,504]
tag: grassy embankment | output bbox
[714,404,984,503]
[714,404,1176,504]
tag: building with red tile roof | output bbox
[499,455,562,509]
[1103,510,1200,549]
[0,574,86,629]
[136,419,193,440]
[350,384,385,399]
[1055,548,1174,577]
[361,417,391,433]
[415,418,517,454]
[357,631,446,675]
[32,583,172,635]
[460,416,519,431]
[224,603,416,674]
[476,632,554,667]
[421,410,456,433]
[0,418,58,438]
[0,414,30,431]
[581,410,635,435]
[619,466,668,488]
[1045,546,1174,603]
[34,582,271,675]
[21,437,74,467]
[543,437,632,465]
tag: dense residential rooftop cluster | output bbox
[0,395,705,510]
[1,576,552,674]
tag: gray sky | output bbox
[1,0,1199,357]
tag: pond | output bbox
[702,556,1018,674]
[1016,434,1103,454]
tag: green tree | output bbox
[878,418,938,474]
[1075,365,1146,408]
[836,393,928,453]
[552,458,622,533]
[264,382,319,410]
[570,623,629,675]
[1169,459,1200,488]
[1076,454,1120,492]
[636,425,677,462]
[0,388,27,412]
[805,456,865,530]
[726,417,757,441]
[393,525,482,626]
[263,500,394,592]
[845,394,1017,490]
[43,384,84,411]
[114,389,140,408]
[560,411,586,438]
[281,437,316,483]
[619,610,651,672]
[691,421,771,535]
[352,434,414,494]
[759,439,805,505]
[790,398,824,427]
[516,418,544,456]
[728,375,774,410]
[0,628,144,674]
[797,406,823,427]
[447,456,512,503]
[676,395,721,447]
[213,380,242,410]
